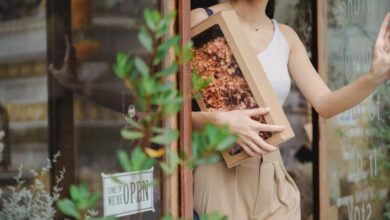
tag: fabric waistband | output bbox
[238,149,282,168]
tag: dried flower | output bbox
[0,152,65,220]
[192,36,272,155]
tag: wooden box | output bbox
[191,11,295,168]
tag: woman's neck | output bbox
[230,0,268,24]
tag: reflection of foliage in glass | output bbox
[367,84,390,219]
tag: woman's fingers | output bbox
[378,12,390,40]
[242,107,270,116]
[248,120,286,132]
[249,132,278,152]
[237,140,258,157]
[245,139,266,156]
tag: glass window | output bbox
[70,0,164,218]
[321,1,390,219]
[0,0,49,185]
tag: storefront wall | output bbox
[318,1,390,219]
[0,0,49,192]
[0,1,184,219]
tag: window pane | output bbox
[324,1,390,219]
[71,0,163,219]
[0,0,48,184]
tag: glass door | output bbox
[318,1,390,219]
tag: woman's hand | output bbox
[213,108,286,158]
[370,12,390,84]
[48,36,82,91]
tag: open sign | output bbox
[102,167,154,217]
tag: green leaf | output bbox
[141,76,156,95]
[154,36,180,65]
[216,135,238,151]
[78,183,89,200]
[205,124,218,146]
[134,57,149,76]
[159,162,173,174]
[57,199,81,219]
[143,9,156,30]
[155,81,175,92]
[192,70,213,92]
[159,149,180,174]
[87,192,100,208]
[163,98,182,113]
[76,183,90,209]
[155,63,179,77]
[121,129,144,140]
[138,26,153,52]
[161,215,173,220]
[128,147,155,170]
[113,53,133,79]
[159,36,180,52]
[153,90,178,105]
[181,41,193,62]
[131,147,147,170]
[151,126,166,133]
[151,10,161,26]
[156,11,176,38]
[125,117,143,129]
[117,150,132,171]
[69,185,79,202]
[196,154,221,166]
[151,129,179,145]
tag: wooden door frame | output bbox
[177,0,193,219]
[316,1,329,220]
[46,0,75,205]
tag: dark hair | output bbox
[230,0,275,19]
[266,0,275,19]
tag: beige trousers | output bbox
[194,150,301,220]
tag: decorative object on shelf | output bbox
[191,11,294,168]
[73,39,101,62]
[71,0,93,31]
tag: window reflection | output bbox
[325,1,390,219]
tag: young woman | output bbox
[190,0,390,219]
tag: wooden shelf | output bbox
[0,16,47,65]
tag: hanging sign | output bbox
[102,167,154,217]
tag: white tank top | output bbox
[257,19,291,105]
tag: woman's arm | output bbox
[285,13,390,119]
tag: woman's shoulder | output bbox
[190,8,209,28]
[275,22,302,51]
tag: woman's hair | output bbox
[230,0,275,19]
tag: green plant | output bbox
[0,153,64,220]
[57,183,113,220]
[57,8,234,220]
[113,7,237,174]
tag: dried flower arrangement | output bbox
[192,35,272,155]
[0,152,65,220]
